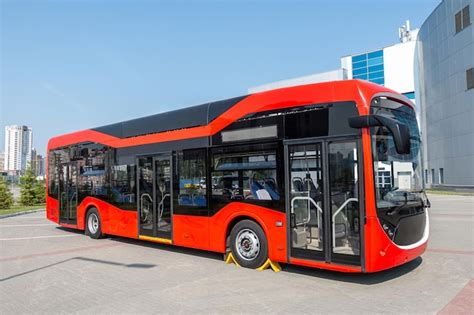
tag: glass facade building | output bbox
[351,50,385,85]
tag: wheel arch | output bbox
[78,201,101,231]
[225,214,270,251]
[209,202,287,262]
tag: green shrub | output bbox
[20,168,45,206]
[0,177,14,209]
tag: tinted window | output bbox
[467,68,474,90]
[77,144,110,203]
[455,5,471,33]
[176,149,207,209]
[285,108,329,139]
[48,151,60,198]
[110,164,136,210]
[212,151,279,202]
[48,148,71,198]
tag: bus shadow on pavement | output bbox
[109,237,224,262]
[56,226,87,234]
[74,256,156,269]
[107,235,422,285]
[1,256,156,282]
[281,257,423,285]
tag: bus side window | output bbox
[77,143,109,203]
[48,150,60,198]
[110,164,136,210]
[176,149,207,208]
[211,151,279,202]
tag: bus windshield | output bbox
[370,99,424,209]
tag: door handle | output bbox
[290,213,296,228]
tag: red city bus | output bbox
[46,80,429,273]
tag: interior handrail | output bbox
[291,196,323,227]
[332,198,358,250]
[158,193,170,219]
[69,191,77,204]
[140,193,153,221]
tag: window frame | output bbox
[466,68,474,90]
[174,148,209,215]
[455,5,471,34]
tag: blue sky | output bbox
[1,0,439,154]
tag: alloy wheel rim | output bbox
[88,213,99,234]
[235,229,260,261]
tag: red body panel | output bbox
[364,217,427,272]
[46,80,427,273]
[76,197,138,239]
[173,203,286,262]
[289,258,362,273]
[46,196,59,223]
[172,215,210,250]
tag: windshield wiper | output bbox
[387,192,408,216]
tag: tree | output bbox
[34,180,46,204]
[0,177,14,209]
[20,167,38,206]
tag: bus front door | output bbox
[286,139,362,266]
[58,163,78,224]
[138,155,173,241]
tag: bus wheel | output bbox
[86,208,104,239]
[230,219,268,269]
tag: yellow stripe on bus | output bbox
[138,235,172,244]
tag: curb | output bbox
[0,209,45,219]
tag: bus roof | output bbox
[48,80,405,150]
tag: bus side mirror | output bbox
[348,115,411,154]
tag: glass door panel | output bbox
[138,157,154,236]
[328,141,360,260]
[68,164,78,221]
[155,157,172,239]
[289,143,325,260]
[59,163,78,224]
[138,155,173,240]
[59,164,68,221]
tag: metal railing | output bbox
[332,198,358,251]
[291,196,323,229]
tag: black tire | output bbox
[85,208,104,239]
[230,219,268,269]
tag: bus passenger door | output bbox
[137,154,173,242]
[59,163,78,224]
[286,139,362,265]
[287,142,326,261]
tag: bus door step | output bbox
[224,252,281,272]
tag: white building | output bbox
[31,148,45,177]
[249,21,418,103]
[4,125,33,173]
[340,21,418,105]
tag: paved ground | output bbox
[1,194,473,314]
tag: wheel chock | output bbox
[256,258,282,272]
[224,252,241,267]
[224,253,281,272]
